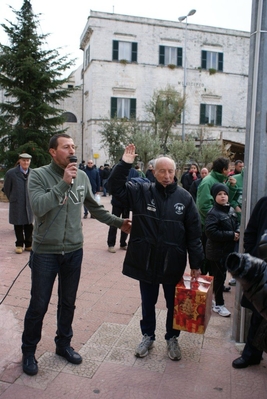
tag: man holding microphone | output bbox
[21,133,131,376]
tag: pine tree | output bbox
[0,0,76,168]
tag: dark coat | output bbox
[241,196,267,310]
[226,253,267,320]
[3,165,33,225]
[189,177,202,202]
[205,202,239,262]
[243,196,267,258]
[111,168,139,208]
[84,166,100,194]
[182,171,201,192]
[102,166,110,180]
[108,160,204,284]
[145,169,155,182]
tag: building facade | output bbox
[0,12,250,166]
[76,11,249,166]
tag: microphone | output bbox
[69,155,77,186]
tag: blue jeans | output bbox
[22,249,83,355]
[139,281,180,340]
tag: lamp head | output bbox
[178,9,196,22]
[188,9,196,16]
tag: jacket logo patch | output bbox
[174,203,185,215]
[147,199,156,212]
[68,187,85,204]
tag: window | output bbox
[200,104,222,126]
[111,97,136,119]
[159,46,183,66]
[112,41,138,62]
[62,112,77,123]
[201,51,223,71]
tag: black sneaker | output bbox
[22,354,38,376]
[56,346,82,364]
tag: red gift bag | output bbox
[173,274,213,334]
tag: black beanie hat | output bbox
[211,183,229,200]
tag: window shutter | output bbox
[216,105,222,126]
[177,47,183,66]
[159,46,165,65]
[130,99,136,119]
[200,104,206,124]
[218,53,223,71]
[111,97,117,118]
[201,50,207,69]
[113,41,119,60]
[132,42,138,62]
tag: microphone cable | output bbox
[0,182,74,305]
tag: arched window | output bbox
[62,112,77,123]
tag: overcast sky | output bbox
[0,0,253,71]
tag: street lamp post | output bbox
[178,9,196,141]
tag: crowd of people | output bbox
[3,138,265,375]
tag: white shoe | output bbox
[108,246,116,253]
[135,334,154,357]
[167,336,181,361]
[213,305,231,317]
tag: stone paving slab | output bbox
[0,198,266,398]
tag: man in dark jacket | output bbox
[107,167,139,253]
[3,153,33,254]
[227,196,267,369]
[101,163,111,197]
[108,144,204,361]
[83,160,100,218]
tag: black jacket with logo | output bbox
[108,160,204,284]
[205,202,240,262]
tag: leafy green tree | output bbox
[99,87,224,173]
[196,138,223,167]
[99,117,131,164]
[169,135,197,180]
[145,85,184,152]
[128,127,162,169]
[0,0,76,168]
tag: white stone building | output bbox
[0,11,250,166]
[72,11,249,166]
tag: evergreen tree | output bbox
[0,0,76,168]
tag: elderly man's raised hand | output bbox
[122,144,138,164]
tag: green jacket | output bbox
[228,169,243,222]
[28,160,123,254]
[229,169,243,209]
[196,170,237,226]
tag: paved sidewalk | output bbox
[0,197,266,399]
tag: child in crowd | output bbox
[205,183,240,317]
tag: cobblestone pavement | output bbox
[0,197,266,398]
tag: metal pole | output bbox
[240,0,264,342]
[181,17,188,142]
[179,10,196,141]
